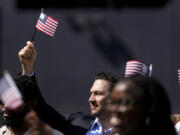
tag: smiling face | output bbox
[0,103,21,126]
[89,79,110,117]
[108,81,145,135]
[0,102,30,127]
[0,103,14,123]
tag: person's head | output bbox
[107,75,176,135]
[24,110,53,135]
[89,72,118,117]
[171,114,180,125]
[0,76,38,127]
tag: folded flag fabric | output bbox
[178,68,180,84]
[125,60,152,77]
[0,71,23,110]
[36,12,59,37]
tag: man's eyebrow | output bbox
[95,91,105,94]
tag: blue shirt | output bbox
[86,118,112,135]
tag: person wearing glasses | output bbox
[107,75,176,135]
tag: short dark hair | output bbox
[95,72,118,92]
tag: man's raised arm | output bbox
[17,41,89,135]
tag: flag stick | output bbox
[149,64,153,77]
[31,28,37,42]
[31,8,44,42]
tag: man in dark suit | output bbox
[18,41,118,135]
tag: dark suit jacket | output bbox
[16,74,95,135]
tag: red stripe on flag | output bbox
[48,16,59,24]
[5,97,23,109]
[126,66,142,70]
[47,18,58,25]
[2,89,22,110]
[45,21,57,30]
[36,23,54,35]
[36,25,53,37]
[46,19,58,28]
[37,20,55,33]
[126,60,143,63]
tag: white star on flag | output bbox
[40,13,45,20]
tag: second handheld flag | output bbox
[125,60,152,77]
[0,71,23,110]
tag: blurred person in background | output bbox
[171,114,180,125]
[107,75,176,135]
[0,75,58,135]
[18,41,118,135]
[171,114,180,135]
[24,110,53,135]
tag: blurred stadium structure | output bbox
[17,0,170,9]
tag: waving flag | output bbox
[36,12,59,37]
[125,60,152,77]
[0,71,23,110]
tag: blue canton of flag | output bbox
[39,13,48,23]
[36,12,59,37]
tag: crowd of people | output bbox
[0,41,179,135]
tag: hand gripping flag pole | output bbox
[31,8,59,42]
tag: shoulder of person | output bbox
[51,128,64,135]
[0,125,11,135]
[67,112,95,130]
[175,121,180,132]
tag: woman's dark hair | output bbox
[116,74,176,135]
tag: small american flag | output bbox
[36,12,59,37]
[0,71,23,110]
[125,60,152,77]
[178,68,180,84]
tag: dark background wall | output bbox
[0,0,180,115]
